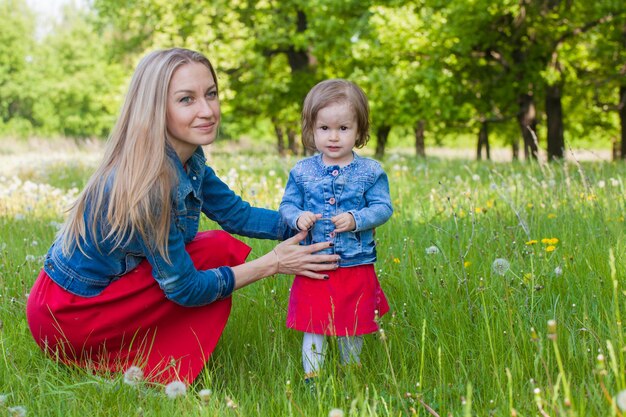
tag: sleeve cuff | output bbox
[216,266,236,299]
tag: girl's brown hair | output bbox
[301,79,370,152]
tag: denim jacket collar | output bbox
[312,151,360,173]
[169,146,206,203]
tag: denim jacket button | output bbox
[192,176,197,180]
[331,169,339,176]
[329,231,336,238]
[328,197,336,204]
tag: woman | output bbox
[26,48,338,385]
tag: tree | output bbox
[0,0,36,136]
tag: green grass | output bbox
[1,148,626,416]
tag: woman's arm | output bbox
[232,230,338,289]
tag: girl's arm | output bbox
[348,168,393,232]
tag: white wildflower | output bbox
[617,389,626,411]
[225,396,238,409]
[25,255,36,262]
[123,366,144,386]
[554,266,563,276]
[425,246,440,255]
[491,258,510,276]
[164,380,187,399]
[597,180,606,188]
[198,389,212,404]
[610,177,619,187]
[329,408,345,417]
[8,406,26,417]
[472,174,480,181]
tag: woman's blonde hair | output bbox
[301,79,370,152]
[59,48,217,261]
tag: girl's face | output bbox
[166,62,220,163]
[314,101,358,167]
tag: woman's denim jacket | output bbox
[279,153,393,267]
[43,147,291,307]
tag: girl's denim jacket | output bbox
[43,147,291,307]
[279,153,393,267]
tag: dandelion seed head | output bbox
[425,246,440,255]
[164,380,187,399]
[491,258,510,276]
[329,408,345,417]
[123,366,144,386]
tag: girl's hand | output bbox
[331,212,356,233]
[273,230,339,279]
[296,212,321,231]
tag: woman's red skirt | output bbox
[286,264,389,336]
[26,230,250,385]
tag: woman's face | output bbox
[166,62,220,162]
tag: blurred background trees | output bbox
[1,0,624,160]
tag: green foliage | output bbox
[0,0,624,152]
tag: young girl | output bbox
[25,48,337,385]
[279,79,393,382]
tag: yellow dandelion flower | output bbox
[393,258,401,264]
[548,238,559,245]
[545,245,556,252]
[547,213,557,219]
[525,240,538,245]
[464,261,472,268]
[527,203,534,208]
[523,273,533,283]
[475,207,483,213]
[486,199,494,208]
[458,209,466,218]
[587,194,597,201]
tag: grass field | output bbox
[1,140,626,416]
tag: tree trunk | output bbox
[375,125,391,159]
[545,84,565,160]
[272,119,285,156]
[516,93,538,160]
[511,139,519,160]
[476,121,490,160]
[619,85,626,159]
[287,126,298,154]
[414,120,426,157]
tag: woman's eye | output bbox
[207,90,218,99]
[179,96,193,103]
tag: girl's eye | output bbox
[179,96,193,103]
[206,90,218,99]
[320,126,328,130]
[340,126,349,131]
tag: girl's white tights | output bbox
[302,332,364,375]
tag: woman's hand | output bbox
[273,229,339,279]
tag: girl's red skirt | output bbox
[286,264,389,336]
[26,230,250,385]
